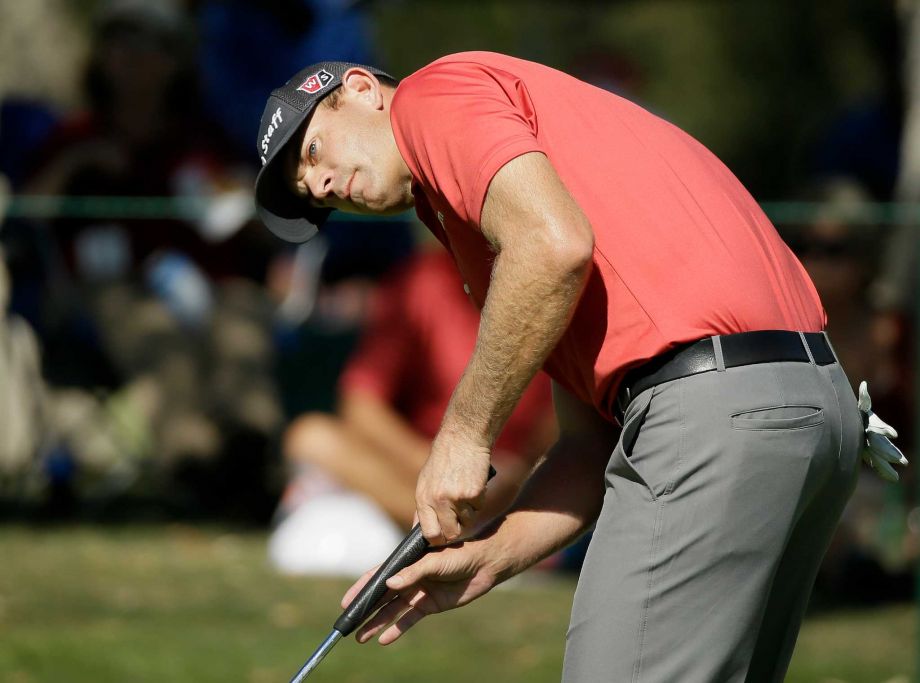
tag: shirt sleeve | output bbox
[391,59,547,226]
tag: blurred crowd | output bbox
[0,0,388,522]
[0,0,917,597]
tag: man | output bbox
[254,54,905,681]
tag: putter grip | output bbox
[333,524,428,636]
[332,465,496,637]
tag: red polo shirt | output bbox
[390,52,825,422]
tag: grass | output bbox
[0,525,914,683]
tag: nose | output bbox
[309,167,335,202]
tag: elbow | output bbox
[501,213,595,281]
[551,218,594,279]
[572,225,595,273]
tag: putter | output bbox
[288,465,497,682]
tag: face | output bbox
[287,70,413,216]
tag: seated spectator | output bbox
[269,247,557,575]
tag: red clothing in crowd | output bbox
[390,52,825,421]
[340,248,553,459]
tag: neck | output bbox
[381,86,415,208]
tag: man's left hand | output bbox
[415,431,492,545]
[343,539,500,646]
[858,381,908,482]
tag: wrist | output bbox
[469,516,526,585]
[437,411,494,449]
[430,426,493,462]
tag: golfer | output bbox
[254,52,905,682]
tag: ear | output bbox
[340,68,384,110]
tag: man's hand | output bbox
[415,432,492,545]
[858,381,908,482]
[341,540,499,646]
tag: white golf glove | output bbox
[858,381,908,482]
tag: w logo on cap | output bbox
[298,69,335,94]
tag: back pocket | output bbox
[730,405,824,431]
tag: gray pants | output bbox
[563,352,862,683]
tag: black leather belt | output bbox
[616,330,837,419]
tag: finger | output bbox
[435,503,463,543]
[341,565,381,608]
[378,603,431,645]
[355,593,415,643]
[386,553,442,592]
[457,503,477,526]
[872,455,900,482]
[868,432,908,465]
[418,504,445,545]
[469,482,488,511]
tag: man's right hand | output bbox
[415,431,492,545]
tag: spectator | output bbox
[269,247,556,575]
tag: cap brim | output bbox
[255,159,331,243]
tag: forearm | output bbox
[440,243,591,446]
[439,151,593,447]
[475,432,611,581]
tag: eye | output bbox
[308,140,318,163]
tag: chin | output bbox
[360,193,405,215]
[337,199,391,217]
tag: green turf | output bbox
[0,526,913,682]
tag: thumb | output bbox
[857,381,872,412]
[867,411,898,439]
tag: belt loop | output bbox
[798,331,816,365]
[821,330,839,364]
[712,335,726,372]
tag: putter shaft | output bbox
[289,630,343,682]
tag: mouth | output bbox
[343,173,355,201]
